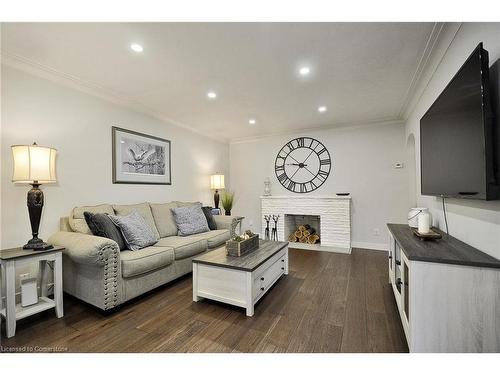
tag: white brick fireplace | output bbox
[261,196,351,253]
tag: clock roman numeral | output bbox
[320,158,331,165]
[288,180,296,191]
[277,172,287,183]
[296,137,305,147]
[285,141,296,152]
[275,164,285,172]
[317,147,328,156]
[318,170,328,182]
[299,183,307,193]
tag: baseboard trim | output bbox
[352,241,388,251]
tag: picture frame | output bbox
[210,208,221,216]
[112,126,171,185]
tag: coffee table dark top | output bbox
[193,240,288,271]
[387,223,500,269]
[0,246,65,261]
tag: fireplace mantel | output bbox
[261,195,351,253]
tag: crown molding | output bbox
[397,22,445,119]
[399,22,462,120]
[230,118,404,144]
[0,51,230,144]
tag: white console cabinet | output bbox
[387,224,500,352]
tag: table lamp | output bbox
[210,174,225,209]
[11,142,57,250]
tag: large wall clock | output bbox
[274,137,331,193]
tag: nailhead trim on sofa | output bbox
[97,244,120,310]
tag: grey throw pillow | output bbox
[171,203,210,236]
[84,212,127,250]
[108,211,158,250]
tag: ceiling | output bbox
[1,23,440,142]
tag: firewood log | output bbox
[288,233,298,242]
[295,230,303,238]
[298,224,311,232]
[307,235,320,244]
[299,235,308,243]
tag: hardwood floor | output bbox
[0,248,408,353]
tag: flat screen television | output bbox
[420,42,499,200]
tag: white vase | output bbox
[263,177,271,196]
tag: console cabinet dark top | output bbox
[387,224,500,269]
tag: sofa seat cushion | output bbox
[150,202,178,238]
[154,236,207,260]
[112,203,160,240]
[121,246,174,278]
[191,229,230,248]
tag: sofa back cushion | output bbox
[150,202,178,238]
[175,201,198,207]
[171,202,210,236]
[69,204,114,234]
[108,211,158,251]
[113,203,160,240]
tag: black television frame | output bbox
[420,42,499,201]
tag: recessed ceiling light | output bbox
[248,119,257,125]
[299,66,311,75]
[318,106,327,113]
[207,91,217,99]
[130,43,144,53]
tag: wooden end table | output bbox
[0,246,64,338]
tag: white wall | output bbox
[230,121,409,250]
[1,66,230,249]
[405,22,500,259]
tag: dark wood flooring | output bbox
[0,248,408,353]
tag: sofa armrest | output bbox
[213,215,243,236]
[48,231,120,266]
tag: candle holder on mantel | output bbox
[264,215,271,240]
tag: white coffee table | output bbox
[192,240,288,316]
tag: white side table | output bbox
[0,246,64,338]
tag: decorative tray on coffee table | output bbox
[411,227,442,241]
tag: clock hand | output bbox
[286,163,308,167]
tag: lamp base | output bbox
[214,190,220,209]
[23,237,53,251]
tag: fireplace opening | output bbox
[284,214,321,245]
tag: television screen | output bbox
[420,43,498,200]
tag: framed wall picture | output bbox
[210,208,221,215]
[112,126,171,185]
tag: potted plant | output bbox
[221,191,234,216]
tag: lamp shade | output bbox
[210,174,225,189]
[11,143,57,184]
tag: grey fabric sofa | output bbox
[48,202,236,311]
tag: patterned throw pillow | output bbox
[171,203,210,236]
[108,211,158,250]
[201,206,217,230]
[84,212,127,250]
